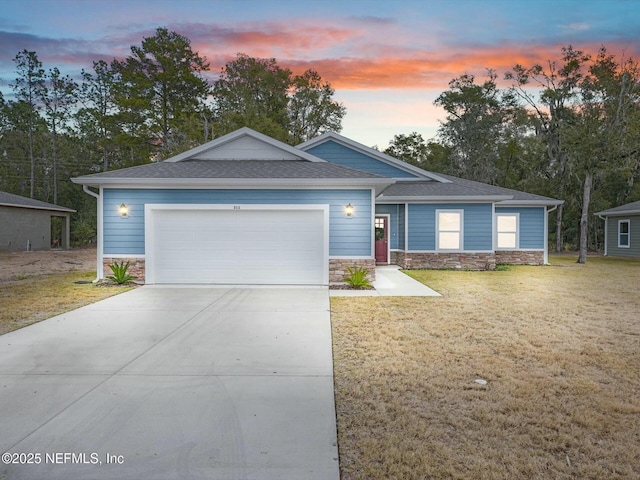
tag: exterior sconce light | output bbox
[119,203,129,217]
[345,203,354,217]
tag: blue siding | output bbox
[407,203,493,251]
[495,207,545,249]
[375,204,404,249]
[306,140,419,178]
[103,189,372,256]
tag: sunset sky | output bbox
[1,0,639,148]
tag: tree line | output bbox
[385,46,640,262]
[0,27,345,244]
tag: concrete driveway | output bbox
[0,287,338,480]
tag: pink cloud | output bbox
[281,42,640,90]
[3,20,638,96]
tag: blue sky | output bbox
[1,0,639,147]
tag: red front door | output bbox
[375,216,388,263]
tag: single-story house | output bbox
[0,191,75,252]
[595,200,640,257]
[71,127,563,285]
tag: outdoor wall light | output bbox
[345,203,354,217]
[119,203,129,217]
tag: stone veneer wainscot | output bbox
[104,258,376,285]
[329,258,376,283]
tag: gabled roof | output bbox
[595,200,640,216]
[297,131,452,182]
[0,191,75,213]
[165,127,324,163]
[70,127,563,206]
[72,127,394,190]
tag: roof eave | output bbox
[376,195,514,203]
[594,209,640,216]
[0,202,76,213]
[72,176,394,189]
[497,199,565,207]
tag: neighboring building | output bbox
[595,200,640,258]
[0,191,75,252]
[72,127,563,285]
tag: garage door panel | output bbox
[148,207,326,285]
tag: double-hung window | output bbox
[496,213,519,249]
[618,219,630,248]
[437,210,463,250]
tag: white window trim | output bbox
[436,209,464,251]
[496,212,520,250]
[618,219,631,248]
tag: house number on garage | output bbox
[233,206,241,210]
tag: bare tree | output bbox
[11,50,45,198]
[43,67,77,203]
[505,46,590,252]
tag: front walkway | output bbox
[330,265,441,297]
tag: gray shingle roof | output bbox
[0,191,75,213]
[379,180,507,199]
[436,173,563,203]
[595,200,640,216]
[73,160,386,181]
[379,174,562,204]
[71,153,563,206]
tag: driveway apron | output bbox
[0,287,339,480]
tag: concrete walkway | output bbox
[0,287,338,480]
[330,265,441,297]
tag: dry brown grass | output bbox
[0,271,131,335]
[331,254,640,479]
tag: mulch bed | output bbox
[329,284,375,290]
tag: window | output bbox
[437,210,463,250]
[496,213,519,249]
[618,219,630,248]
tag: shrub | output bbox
[107,261,134,285]
[72,220,96,246]
[344,266,372,289]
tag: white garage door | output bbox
[145,205,328,285]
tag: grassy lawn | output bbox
[331,255,640,479]
[0,271,132,335]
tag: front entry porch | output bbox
[330,265,441,297]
